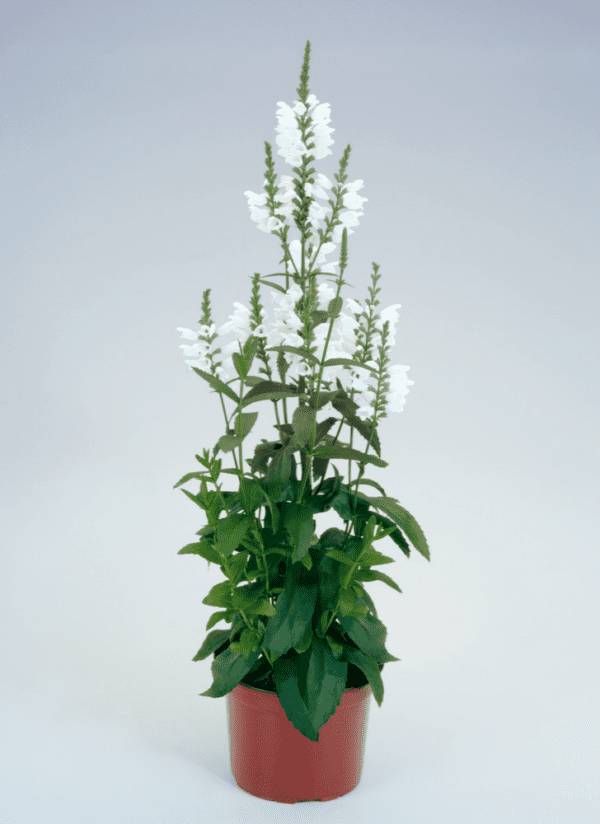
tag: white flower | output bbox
[332,210,362,245]
[177,327,199,340]
[386,364,414,412]
[342,179,368,211]
[373,303,401,348]
[308,102,334,159]
[244,190,268,207]
[275,101,306,165]
[217,302,253,343]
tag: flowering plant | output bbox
[175,41,429,742]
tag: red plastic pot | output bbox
[226,680,373,803]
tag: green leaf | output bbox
[215,434,243,454]
[242,335,261,371]
[239,477,266,515]
[233,410,258,439]
[310,310,329,329]
[216,514,253,558]
[340,646,385,706]
[331,383,382,457]
[272,651,319,741]
[304,635,348,731]
[324,549,355,567]
[177,541,221,565]
[263,562,319,657]
[308,391,341,411]
[180,488,206,509]
[193,628,231,661]
[323,358,378,374]
[291,405,317,447]
[337,613,400,665]
[357,478,388,496]
[202,580,233,609]
[206,610,232,630]
[232,583,276,616]
[266,345,320,366]
[327,296,343,318]
[354,569,402,593]
[191,367,240,404]
[357,548,395,567]
[355,495,430,560]
[173,471,208,489]
[232,351,247,379]
[200,645,261,698]
[281,502,316,563]
[242,380,301,407]
[312,444,387,468]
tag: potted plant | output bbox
[175,40,430,803]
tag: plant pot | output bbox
[226,679,373,803]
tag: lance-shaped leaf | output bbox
[327,296,343,318]
[355,494,430,560]
[202,580,233,609]
[340,646,385,706]
[233,410,258,440]
[281,501,316,563]
[193,628,231,661]
[242,380,301,407]
[216,513,253,558]
[304,634,348,731]
[310,310,329,329]
[331,381,381,456]
[215,434,243,454]
[173,471,208,489]
[242,335,261,371]
[200,645,261,698]
[337,613,400,665]
[313,444,387,468]
[323,358,378,375]
[263,561,319,657]
[273,651,319,741]
[266,345,321,367]
[232,351,247,378]
[291,405,317,447]
[354,569,402,593]
[308,390,341,410]
[191,367,240,404]
[177,540,221,565]
[357,477,388,496]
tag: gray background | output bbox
[1,1,599,821]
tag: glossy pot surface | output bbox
[226,680,372,803]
